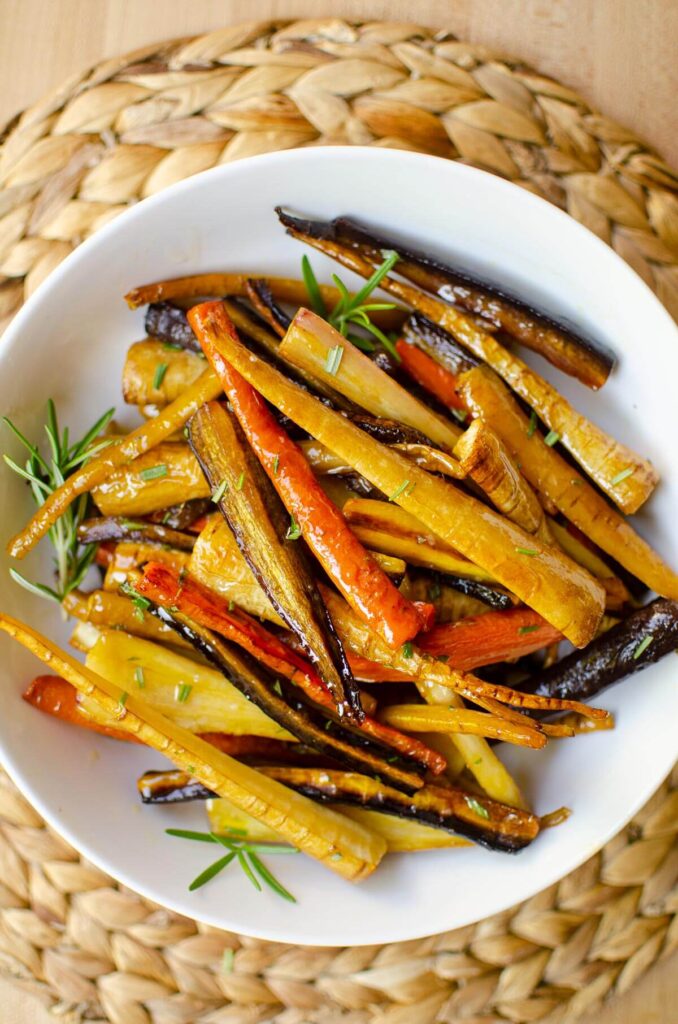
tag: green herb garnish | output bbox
[134,666,145,688]
[153,363,169,389]
[527,410,537,438]
[175,683,192,703]
[211,479,228,503]
[3,400,115,602]
[286,515,301,540]
[518,625,540,635]
[118,691,129,709]
[389,479,411,501]
[272,680,283,696]
[401,641,414,659]
[325,344,344,376]
[544,430,560,447]
[632,635,653,660]
[429,581,441,600]
[272,454,280,475]
[120,581,151,622]
[235,471,245,491]
[222,949,235,974]
[465,796,490,820]
[515,547,537,557]
[139,464,168,481]
[167,829,297,900]
[301,254,327,317]
[611,467,634,486]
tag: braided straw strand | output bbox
[0,19,677,1024]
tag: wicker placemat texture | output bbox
[0,18,676,1024]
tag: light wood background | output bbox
[0,2,675,1023]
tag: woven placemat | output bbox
[0,19,676,1024]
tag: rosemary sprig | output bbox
[3,400,115,603]
[302,251,401,361]
[167,828,298,901]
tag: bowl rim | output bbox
[1,144,677,945]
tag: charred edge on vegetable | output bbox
[403,313,479,375]
[147,497,211,530]
[419,570,514,610]
[139,770,213,803]
[77,516,196,550]
[278,210,615,382]
[188,406,362,720]
[246,279,293,335]
[148,604,426,792]
[345,412,433,447]
[520,598,678,703]
[145,302,201,352]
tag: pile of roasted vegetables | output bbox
[3,210,678,900]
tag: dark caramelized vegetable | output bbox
[285,211,614,390]
[246,278,292,337]
[77,516,196,550]
[151,604,426,792]
[189,400,360,718]
[403,313,479,375]
[147,498,211,530]
[425,571,514,611]
[520,599,678,703]
[145,302,201,352]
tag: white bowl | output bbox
[0,147,676,946]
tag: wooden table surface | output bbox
[0,3,675,1023]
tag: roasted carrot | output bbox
[23,676,139,742]
[417,608,562,668]
[379,705,547,749]
[137,562,446,774]
[188,303,427,649]
[395,338,466,410]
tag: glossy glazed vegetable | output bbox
[318,214,614,389]
[379,705,546,748]
[126,273,405,331]
[147,497,211,530]
[0,614,386,880]
[342,498,496,582]
[63,588,192,648]
[145,302,201,351]
[188,300,605,647]
[454,420,551,542]
[24,675,139,743]
[83,627,294,739]
[7,369,223,559]
[520,598,678,703]
[402,313,478,375]
[77,516,196,550]
[278,216,655,514]
[91,442,210,517]
[263,768,540,854]
[122,340,206,406]
[101,542,189,592]
[416,608,562,668]
[395,337,466,410]
[137,561,445,775]
[458,366,678,600]
[149,604,427,792]
[279,309,462,450]
[188,325,427,652]
[245,278,292,337]
[546,519,630,612]
[188,401,359,716]
[408,572,514,613]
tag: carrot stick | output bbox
[23,676,138,742]
[187,304,426,649]
[417,608,562,668]
[7,370,223,560]
[395,338,466,410]
[137,563,446,774]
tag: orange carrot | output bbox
[23,676,140,743]
[137,562,446,774]
[416,608,562,668]
[395,338,466,410]
[188,301,426,649]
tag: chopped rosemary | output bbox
[211,479,228,503]
[272,454,280,475]
[139,464,168,481]
[632,635,653,660]
[301,254,327,317]
[118,691,129,709]
[175,683,192,703]
[272,680,283,696]
[518,624,540,635]
[134,666,145,688]
[286,515,301,540]
[153,363,169,389]
[3,400,115,602]
[611,467,634,486]
[515,547,538,556]
[401,641,414,659]
[167,829,297,900]
[465,796,490,820]
[119,581,151,620]
[389,479,411,501]
[222,949,235,974]
[527,410,537,438]
[235,471,245,491]
[325,344,344,376]
[544,430,560,447]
